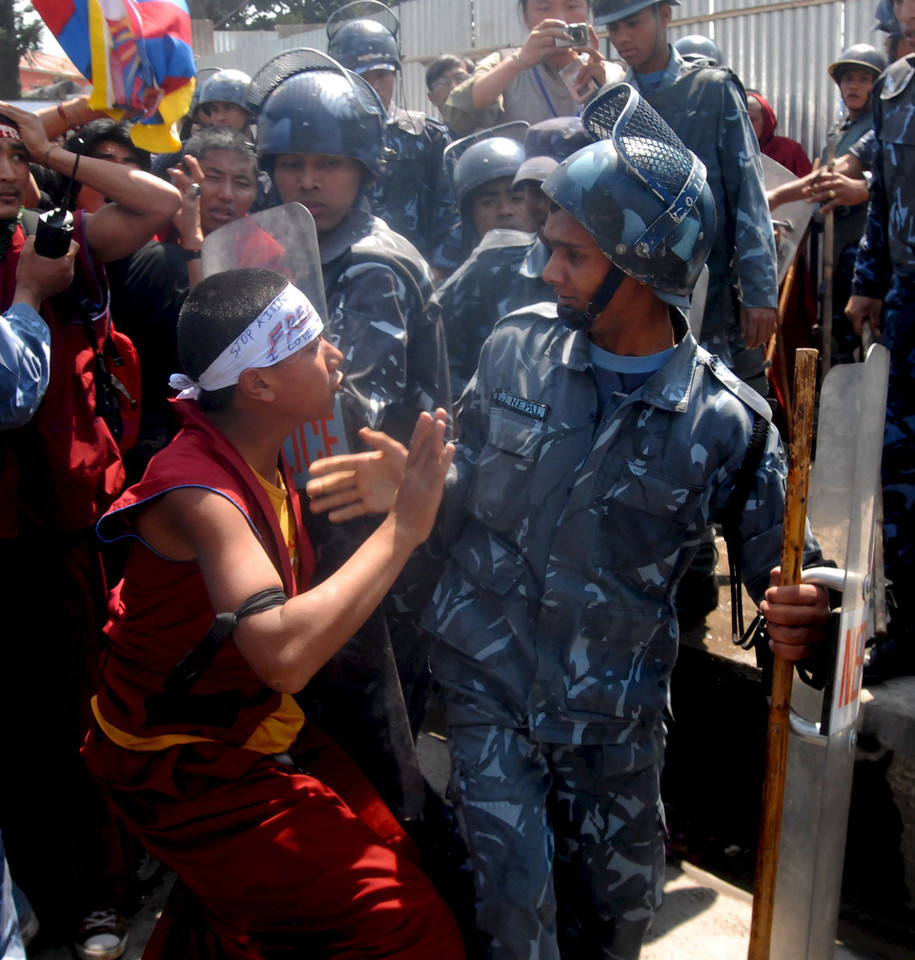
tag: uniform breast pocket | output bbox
[468,406,551,531]
[591,460,704,584]
[880,104,915,149]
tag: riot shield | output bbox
[771,343,890,960]
[202,202,328,319]
[761,155,815,286]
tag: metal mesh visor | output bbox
[327,0,399,39]
[583,83,691,205]
[248,49,346,112]
[583,83,706,256]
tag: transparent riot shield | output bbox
[771,343,890,960]
[761,155,815,286]
[202,203,351,488]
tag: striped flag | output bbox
[33,0,196,152]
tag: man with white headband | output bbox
[82,268,464,959]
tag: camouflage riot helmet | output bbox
[673,34,723,64]
[250,48,386,177]
[827,43,888,83]
[873,0,902,36]
[595,0,681,25]
[513,117,592,186]
[198,68,253,110]
[543,83,715,309]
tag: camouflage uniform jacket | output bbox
[320,206,452,449]
[852,54,915,298]
[371,108,461,273]
[626,48,778,363]
[438,229,552,401]
[424,303,821,745]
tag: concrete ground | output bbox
[23,855,878,960]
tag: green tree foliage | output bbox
[187,1,400,31]
[0,1,45,99]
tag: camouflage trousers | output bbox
[882,286,915,643]
[444,714,666,960]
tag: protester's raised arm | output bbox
[0,101,180,264]
[138,410,453,693]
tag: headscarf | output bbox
[747,92,813,177]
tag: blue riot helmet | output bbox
[673,34,723,65]
[328,20,401,73]
[827,43,888,83]
[543,83,715,315]
[249,48,386,178]
[327,1,401,72]
[594,0,681,25]
[444,123,529,216]
[198,68,253,111]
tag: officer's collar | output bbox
[564,305,697,411]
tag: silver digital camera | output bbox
[554,23,590,48]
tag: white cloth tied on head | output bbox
[169,282,324,400]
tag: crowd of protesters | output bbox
[1,0,912,958]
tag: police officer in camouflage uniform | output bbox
[598,0,778,391]
[846,0,915,680]
[326,2,461,276]
[250,49,452,812]
[419,86,829,959]
[438,117,589,400]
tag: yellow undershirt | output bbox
[94,467,305,755]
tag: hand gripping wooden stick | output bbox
[747,347,818,960]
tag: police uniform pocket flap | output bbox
[449,527,526,597]
[486,398,549,459]
[599,459,702,521]
[880,110,915,146]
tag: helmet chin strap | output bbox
[557,264,627,331]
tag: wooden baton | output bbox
[747,347,818,960]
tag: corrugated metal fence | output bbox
[195,0,882,160]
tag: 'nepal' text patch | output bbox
[492,388,550,421]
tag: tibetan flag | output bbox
[33,0,196,153]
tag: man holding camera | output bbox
[442,0,610,135]
[0,99,179,958]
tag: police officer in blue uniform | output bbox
[326,2,461,276]
[847,0,915,681]
[307,84,832,960]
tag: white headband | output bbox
[169,283,324,400]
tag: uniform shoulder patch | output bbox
[880,53,915,100]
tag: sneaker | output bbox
[74,908,129,960]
